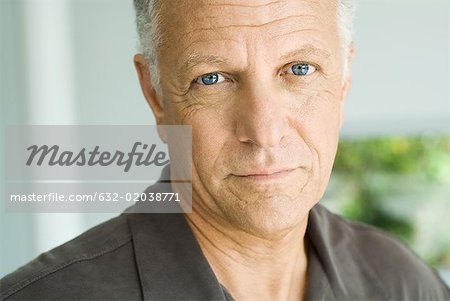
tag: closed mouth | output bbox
[232,167,298,181]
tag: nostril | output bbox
[236,123,285,149]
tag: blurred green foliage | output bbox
[332,135,450,266]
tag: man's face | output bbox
[146,0,352,235]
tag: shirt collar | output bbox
[128,211,229,300]
[126,166,227,300]
[305,205,391,300]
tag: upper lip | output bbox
[233,167,297,177]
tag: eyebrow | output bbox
[181,53,229,74]
[280,45,332,61]
[179,44,331,75]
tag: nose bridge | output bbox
[235,77,287,148]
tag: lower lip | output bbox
[235,169,296,181]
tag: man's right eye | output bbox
[195,72,225,85]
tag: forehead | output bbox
[158,0,340,64]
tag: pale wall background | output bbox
[1,0,449,278]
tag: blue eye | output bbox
[288,63,316,76]
[195,72,225,85]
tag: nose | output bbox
[234,80,288,148]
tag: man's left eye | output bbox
[195,72,226,85]
[287,63,316,76]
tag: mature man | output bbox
[1,0,449,300]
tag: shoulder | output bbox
[309,204,450,300]
[0,214,140,300]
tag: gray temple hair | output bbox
[133,0,356,93]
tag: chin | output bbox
[220,194,312,238]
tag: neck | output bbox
[184,208,309,301]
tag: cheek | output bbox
[164,88,236,182]
[190,112,230,175]
[291,89,342,174]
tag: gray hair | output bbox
[133,0,356,92]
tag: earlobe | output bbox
[133,54,165,125]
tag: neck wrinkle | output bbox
[183,208,309,301]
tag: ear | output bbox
[133,54,165,125]
[339,43,356,129]
[134,54,169,142]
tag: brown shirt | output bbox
[1,181,449,300]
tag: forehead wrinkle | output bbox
[207,1,281,8]
[183,14,317,36]
[182,38,241,57]
[275,28,316,39]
